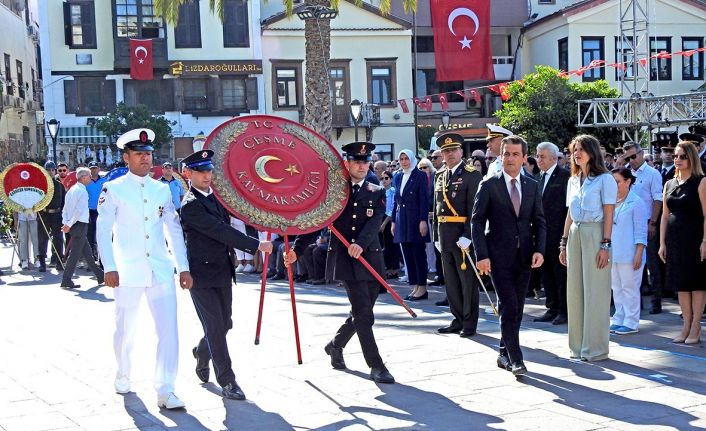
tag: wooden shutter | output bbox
[63,2,72,46]
[173,79,184,111]
[63,80,78,114]
[208,76,221,112]
[160,79,175,111]
[101,80,116,112]
[245,77,258,111]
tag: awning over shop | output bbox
[56,126,110,145]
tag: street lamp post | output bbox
[350,99,362,141]
[46,118,60,163]
[441,111,451,131]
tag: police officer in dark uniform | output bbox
[286,142,395,384]
[37,161,66,272]
[179,150,273,400]
[432,133,483,337]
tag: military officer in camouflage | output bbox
[433,133,483,337]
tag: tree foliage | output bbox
[496,66,622,151]
[94,102,175,150]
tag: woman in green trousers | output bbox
[559,135,617,361]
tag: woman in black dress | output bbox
[658,141,706,344]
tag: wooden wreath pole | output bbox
[284,235,303,364]
[254,232,272,345]
[328,225,417,318]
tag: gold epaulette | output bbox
[463,163,477,173]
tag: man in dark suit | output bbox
[180,150,273,400]
[286,142,394,384]
[660,145,676,185]
[37,161,66,272]
[533,142,570,325]
[432,133,482,336]
[471,135,546,376]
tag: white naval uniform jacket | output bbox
[96,171,189,287]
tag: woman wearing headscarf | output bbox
[392,149,431,300]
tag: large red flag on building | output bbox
[129,39,153,80]
[431,0,495,82]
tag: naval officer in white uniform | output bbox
[484,124,513,180]
[97,128,193,410]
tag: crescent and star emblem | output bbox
[447,7,480,50]
[255,156,300,183]
[134,46,148,64]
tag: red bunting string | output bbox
[394,47,703,113]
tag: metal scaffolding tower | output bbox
[577,91,706,128]
[618,0,650,97]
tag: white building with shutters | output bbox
[39,0,265,163]
[0,0,43,167]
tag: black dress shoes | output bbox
[324,342,346,370]
[407,292,428,301]
[435,298,449,306]
[650,303,662,314]
[370,366,395,384]
[38,260,46,272]
[552,314,568,325]
[222,382,246,400]
[511,361,528,376]
[60,282,80,289]
[459,329,476,338]
[497,355,511,371]
[192,347,210,383]
[437,325,462,334]
[533,311,557,322]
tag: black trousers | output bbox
[400,242,428,286]
[647,231,666,305]
[37,212,64,263]
[491,250,531,364]
[61,222,102,284]
[434,246,444,282]
[88,209,98,258]
[382,222,400,271]
[440,248,479,331]
[301,244,327,280]
[333,280,383,368]
[191,286,235,387]
[542,248,567,316]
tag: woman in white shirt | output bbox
[559,134,617,361]
[609,167,649,335]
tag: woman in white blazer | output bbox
[609,167,649,335]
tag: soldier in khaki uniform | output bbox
[433,133,483,337]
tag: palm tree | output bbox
[155,0,417,141]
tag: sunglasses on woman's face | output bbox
[420,166,429,170]
[429,156,439,160]
[675,154,689,160]
[382,177,391,180]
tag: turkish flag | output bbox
[431,0,494,82]
[129,39,153,80]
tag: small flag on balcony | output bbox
[398,99,410,113]
[413,96,433,112]
[438,93,449,110]
[130,39,153,80]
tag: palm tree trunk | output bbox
[303,0,332,142]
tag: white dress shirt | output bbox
[539,163,557,194]
[96,171,189,287]
[502,170,523,200]
[62,182,89,227]
[631,161,663,213]
[567,173,618,222]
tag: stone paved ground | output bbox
[0,242,705,430]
